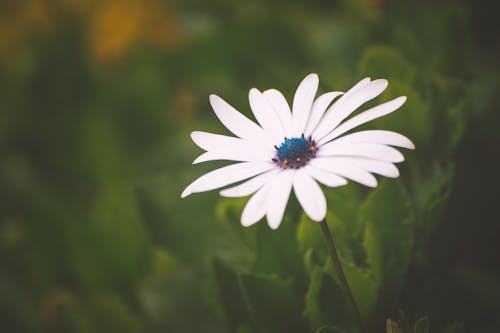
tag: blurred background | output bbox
[0,0,499,332]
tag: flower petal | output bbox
[331,157,400,178]
[292,73,319,136]
[241,183,270,227]
[313,79,388,140]
[311,157,378,187]
[266,170,294,230]
[191,131,243,151]
[330,130,415,149]
[209,94,270,142]
[318,142,405,163]
[319,96,407,145]
[347,77,371,93]
[303,165,348,187]
[249,88,285,143]
[192,152,218,164]
[181,162,274,198]
[192,149,273,164]
[293,172,327,222]
[220,170,277,197]
[191,131,273,163]
[304,77,368,137]
[263,89,293,137]
[192,130,272,152]
[304,91,344,137]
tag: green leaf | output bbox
[70,184,149,288]
[216,197,303,278]
[297,214,327,261]
[390,24,422,63]
[216,197,254,247]
[304,266,354,332]
[361,180,414,307]
[239,272,309,333]
[375,80,432,147]
[236,326,255,333]
[213,197,256,267]
[75,292,145,333]
[362,221,383,282]
[304,267,327,328]
[429,75,468,157]
[212,259,254,332]
[303,248,320,275]
[413,316,430,333]
[323,186,364,231]
[341,262,378,319]
[411,163,454,238]
[297,207,361,269]
[137,247,184,323]
[299,192,379,321]
[252,214,303,278]
[314,250,378,321]
[358,45,417,85]
[316,325,348,333]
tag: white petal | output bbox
[318,142,405,163]
[266,170,294,230]
[303,77,368,137]
[191,131,243,151]
[346,77,371,93]
[293,172,327,222]
[241,184,270,227]
[330,130,415,149]
[304,91,344,137]
[292,73,319,136]
[249,89,285,143]
[332,157,400,178]
[209,94,270,142]
[191,131,273,163]
[192,152,218,164]
[191,131,273,159]
[192,149,273,164]
[263,89,293,137]
[313,79,388,140]
[311,158,378,188]
[181,162,274,198]
[303,165,348,187]
[319,96,407,145]
[220,170,277,197]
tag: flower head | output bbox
[181,74,414,229]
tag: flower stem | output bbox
[320,219,363,332]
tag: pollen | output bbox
[273,135,317,169]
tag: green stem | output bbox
[320,219,363,332]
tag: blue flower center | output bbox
[273,135,317,169]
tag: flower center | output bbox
[272,135,317,169]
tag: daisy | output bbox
[181,73,414,229]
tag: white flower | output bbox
[181,74,414,229]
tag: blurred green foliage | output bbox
[1,0,499,332]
